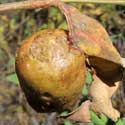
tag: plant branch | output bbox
[0,0,54,12]
[0,0,125,12]
[62,0,125,4]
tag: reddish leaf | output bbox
[66,100,91,122]
[57,2,123,82]
[58,2,121,63]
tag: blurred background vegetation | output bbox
[0,0,125,125]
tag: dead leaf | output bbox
[66,100,91,123]
[59,2,121,63]
[89,74,120,122]
[121,57,125,68]
[57,2,123,82]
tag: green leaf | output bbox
[6,73,19,85]
[82,71,93,95]
[40,23,48,30]
[48,21,55,28]
[58,21,68,30]
[100,114,108,124]
[122,118,125,125]
[60,111,69,117]
[48,7,58,17]
[115,119,123,125]
[64,120,73,125]
[90,111,105,125]
[82,84,88,95]
[86,71,93,84]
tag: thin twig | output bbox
[0,0,125,13]
[62,0,125,4]
[0,0,54,12]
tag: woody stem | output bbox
[0,0,125,12]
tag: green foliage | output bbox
[58,21,68,30]
[64,120,73,125]
[82,71,92,95]
[90,111,108,125]
[60,111,69,117]
[115,118,125,125]
[86,71,93,84]
[82,84,88,95]
[6,73,19,85]
[116,119,123,125]
[89,111,125,125]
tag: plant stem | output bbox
[0,0,125,12]
[62,0,125,4]
[0,0,54,12]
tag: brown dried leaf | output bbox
[59,2,121,62]
[66,100,91,123]
[57,2,123,82]
[89,74,120,121]
[121,57,125,68]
